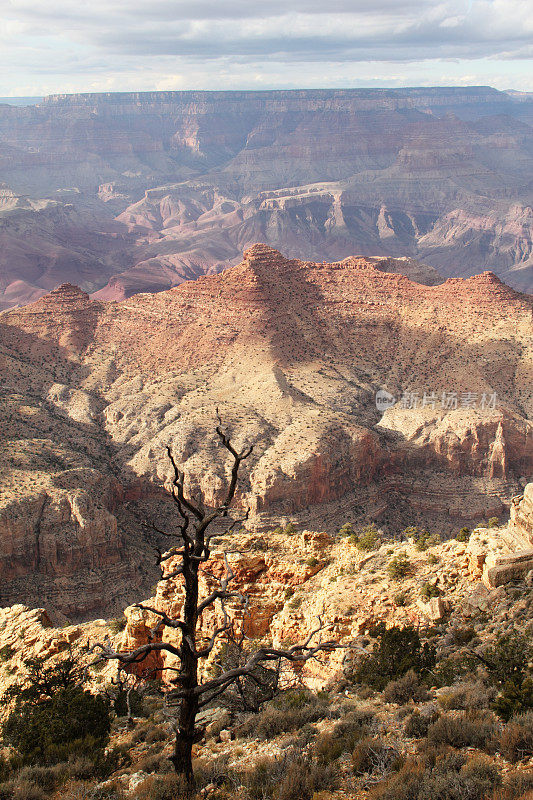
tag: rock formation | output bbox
[0,245,531,613]
[0,87,532,309]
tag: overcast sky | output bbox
[1,0,532,96]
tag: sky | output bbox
[1,0,532,97]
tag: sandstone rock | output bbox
[417,596,446,622]
[483,549,533,588]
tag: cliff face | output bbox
[0,87,532,308]
[1,246,531,612]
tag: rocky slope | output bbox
[0,246,531,614]
[0,87,532,308]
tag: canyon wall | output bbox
[0,87,532,309]
[1,246,531,614]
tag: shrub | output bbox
[242,756,286,800]
[315,710,372,761]
[368,753,500,800]
[305,557,319,568]
[497,712,533,762]
[438,680,494,711]
[12,781,47,800]
[427,710,498,749]
[426,554,438,565]
[351,736,398,776]
[484,632,532,688]
[456,527,471,542]
[133,773,189,800]
[144,726,168,744]
[393,592,408,606]
[107,617,127,635]
[356,526,380,551]
[387,553,411,580]
[382,670,430,705]
[2,655,112,767]
[3,688,111,766]
[493,678,533,721]
[276,757,338,800]
[0,645,14,663]
[493,769,533,799]
[339,523,354,538]
[414,531,431,551]
[353,625,436,690]
[488,517,499,528]
[240,691,329,740]
[420,582,440,600]
[284,522,297,535]
[16,765,68,792]
[430,653,480,688]
[404,709,439,738]
[451,625,476,645]
[136,753,168,774]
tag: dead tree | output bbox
[90,414,337,785]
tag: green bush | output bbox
[420,582,441,600]
[484,632,532,688]
[352,624,436,690]
[387,553,411,580]
[430,653,480,688]
[0,645,14,663]
[456,527,471,542]
[284,522,297,535]
[356,526,380,551]
[338,523,354,538]
[414,531,431,551]
[488,517,499,528]
[2,656,111,767]
[493,678,533,721]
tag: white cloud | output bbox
[0,0,531,94]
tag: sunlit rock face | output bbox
[1,245,531,613]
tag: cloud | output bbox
[0,0,532,94]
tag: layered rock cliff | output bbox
[0,87,532,308]
[0,245,531,613]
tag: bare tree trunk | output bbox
[171,558,200,784]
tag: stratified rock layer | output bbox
[1,87,533,308]
[0,246,531,612]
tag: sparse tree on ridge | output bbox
[90,412,337,785]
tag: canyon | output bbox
[1,87,533,311]
[0,245,531,616]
